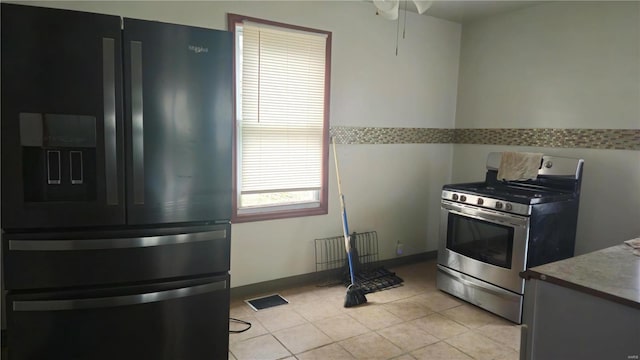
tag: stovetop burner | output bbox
[442,153,583,213]
[443,181,574,205]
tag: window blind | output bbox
[239,22,327,194]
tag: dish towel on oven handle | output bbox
[497,152,544,181]
[624,237,640,256]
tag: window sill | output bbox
[232,205,328,223]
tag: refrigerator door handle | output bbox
[130,40,145,205]
[8,229,227,251]
[12,280,227,311]
[103,37,118,205]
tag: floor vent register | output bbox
[244,294,289,311]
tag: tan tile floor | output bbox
[229,260,521,360]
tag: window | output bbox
[228,14,331,222]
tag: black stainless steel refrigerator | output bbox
[1,4,233,359]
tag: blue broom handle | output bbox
[347,250,357,285]
[332,137,357,285]
[340,196,356,285]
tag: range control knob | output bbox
[477,198,484,205]
[495,201,503,209]
[505,203,513,211]
[452,194,459,200]
[460,195,467,202]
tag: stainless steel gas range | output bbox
[436,152,584,323]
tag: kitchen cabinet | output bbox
[520,244,640,360]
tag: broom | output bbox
[331,137,367,308]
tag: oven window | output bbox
[447,213,514,269]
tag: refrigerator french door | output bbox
[123,17,232,225]
[1,4,233,360]
[1,5,232,229]
[1,4,126,229]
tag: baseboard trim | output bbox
[230,250,437,301]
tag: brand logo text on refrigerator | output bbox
[188,45,208,53]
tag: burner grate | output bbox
[444,182,574,205]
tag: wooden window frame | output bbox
[227,13,331,223]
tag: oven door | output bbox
[438,199,529,294]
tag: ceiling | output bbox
[398,1,545,23]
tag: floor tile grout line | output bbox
[282,302,461,359]
[229,260,520,360]
[270,331,295,359]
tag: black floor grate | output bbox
[344,267,404,294]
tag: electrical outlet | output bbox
[396,241,403,256]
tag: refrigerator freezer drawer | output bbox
[7,274,230,360]
[3,224,230,290]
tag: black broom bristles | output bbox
[344,284,367,308]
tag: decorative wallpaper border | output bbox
[330,127,454,144]
[330,127,640,150]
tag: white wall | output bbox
[31,1,462,287]
[453,2,640,254]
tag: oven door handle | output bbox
[442,201,528,227]
[439,265,517,299]
[12,280,227,312]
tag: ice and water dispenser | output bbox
[20,113,97,202]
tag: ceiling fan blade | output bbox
[373,0,399,20]
[413,0,433,14]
